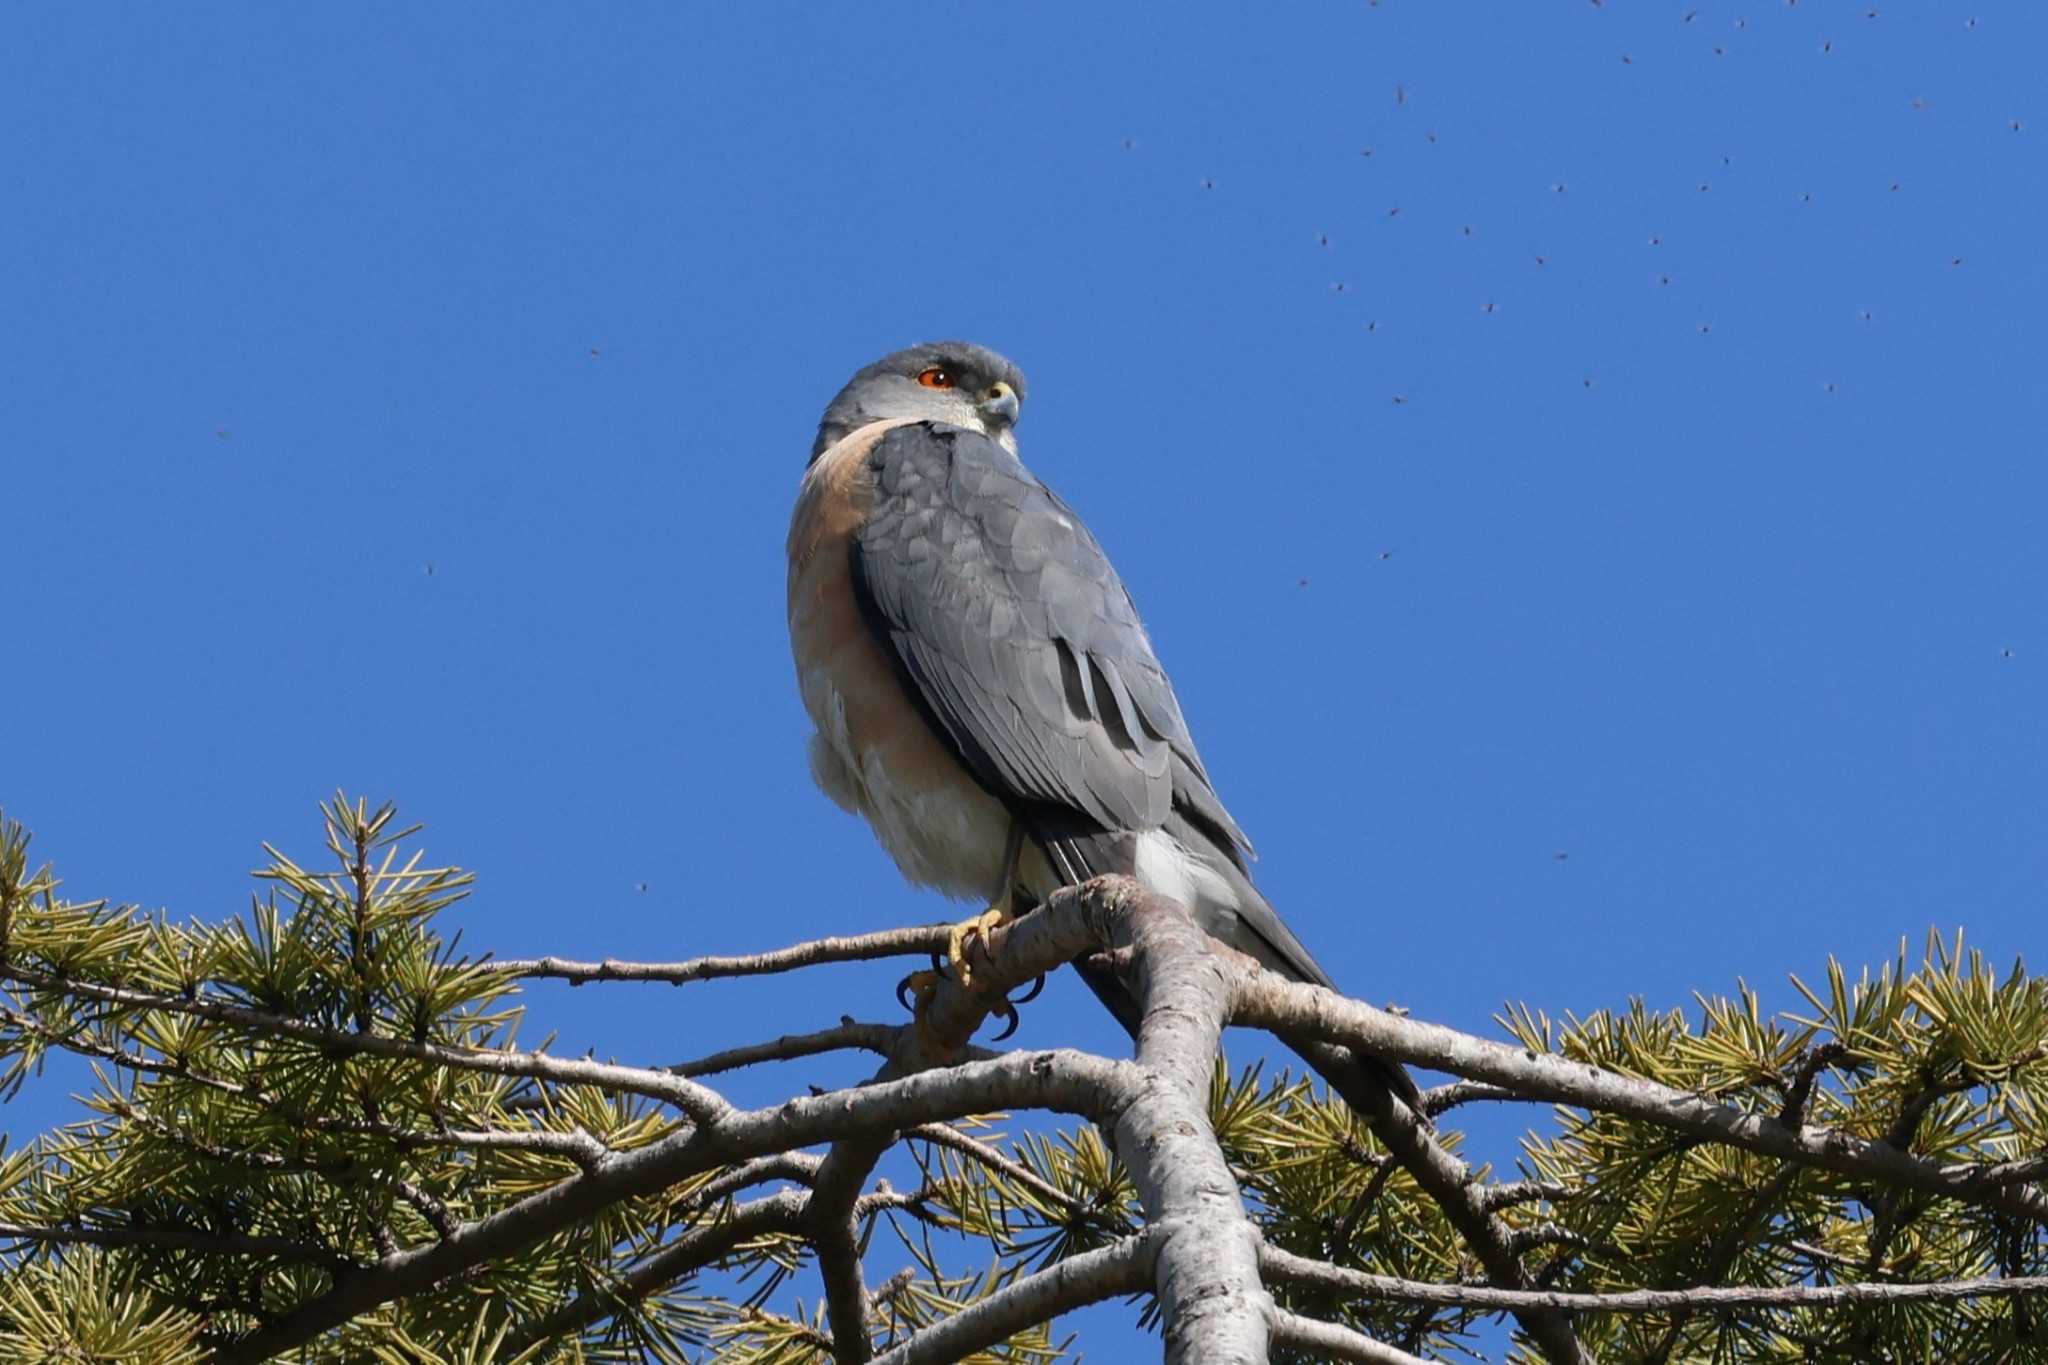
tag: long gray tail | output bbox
[1029,810,1421,1112]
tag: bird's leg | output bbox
[944,821,1025,989]
[897,824,1038,1035]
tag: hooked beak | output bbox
[978,381,1020,429]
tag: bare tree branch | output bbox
[1268,1308,1440,1364]
[1477,1179,1572,1213]
[688,1153,822,1205]
[1291,1034,1594,1365]
[501,1190,809,1352]
[791,874,1123,1363]
[1418,1079,1524,1117]
[1232,971,2048,1226]
[1261,1242,2048,1313]
[808,1200,872,1364]
[330,1120,615,1167]
[2,965,726,1118]
[1642,1165,1799,1365]
[906,1122,1104,1225]
[1103,883,1277,1363]
[867,1230,1159,1365]
[1776,1040,1852,1131]
[30,856,2043,1365]
[665,1019,910,1078]
[2,1007,624,1169]
[1968,1155,2048,1188]
[0,1221,350,1269]
[211,1048,1130,1361]
[486,924,953,986]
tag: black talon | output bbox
[896,973,922,1012]
[1009,973,1046,1006]
[930,948,950,977]
[989,1000,1021,1042]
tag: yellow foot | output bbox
[895,968,942,1015]
[896,968,944,1050]
[945,904,1014,989]
[895,967,960,1051]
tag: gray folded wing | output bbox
[849,421,1251,858]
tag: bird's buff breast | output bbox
[786,420,1016,901]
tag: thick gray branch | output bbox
[794,876,1124,1363]
[57,870,2044,1365]
[1233,971,2048,1226]
[487,924,952,985]
[1268,1309,1439,1364]
[4,965,725,1118]
[868,1230,1159,1365]
[1103,882,1275,1364]
[1262,1242,2048,1313]
[211,1048,1128,1362]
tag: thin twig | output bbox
[682,1154,822,1209]
[501,1191,809,1351]
[1643,1165,1799,1365]
[394,1179,458,1241]
[1503,1223,1620,1259]
[1884,1075,1976,1153]
[906,1122,1105,1225]
[1261,1242,2048,1313]
[1419,1080,1525,1118]
[0,1221,350,1269]
[1293,1035,1593,1365]
[4,1006,619,1167]
[1777,1041,1851,1131]
[866,1231,1159,1365]
[1329,1150,1404,1267]
[666,1020,910,1078]
[487,924,954,986]
[0,1005,246,1098]
[1478,1180,1572,1213]
[1268,1307,1439,1364]
[0,964,725,1118]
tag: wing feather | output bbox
[848,422,1245,850]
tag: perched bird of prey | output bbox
[788,341,1412,1101]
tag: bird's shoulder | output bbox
[859,422,1126,604]
[863,421,1046,512]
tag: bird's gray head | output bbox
[811,340,1027,462]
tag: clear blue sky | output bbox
[4,3,2042,1356]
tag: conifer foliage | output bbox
[1,798,2044,1362]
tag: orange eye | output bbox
[917,366,956,389]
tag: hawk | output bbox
[788,341,1410,1098]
